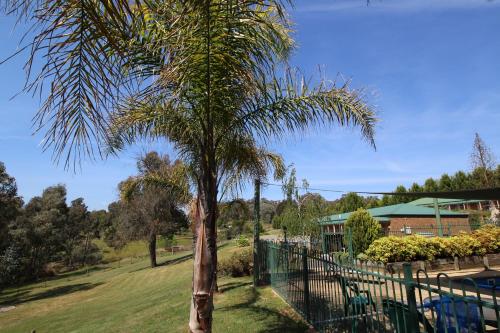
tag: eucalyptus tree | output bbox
[62,198,90,268]
[0,162,22,252]
[3,1,376,331]
[218,199,251,236]
[118,152,190,268]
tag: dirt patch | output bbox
[0,305,16,313]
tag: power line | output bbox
[261,182,500,200]
[262,182,349,194]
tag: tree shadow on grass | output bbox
[216,281,309,333]
[58,266,109,279]
[0,282,103,306]
[0,266,109,302]
[127,253,194,273]
[127,243,229,273]
[218,281,253,293]
[157,253,193,267]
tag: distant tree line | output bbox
[0,162,102,288]
[377,165,500,206]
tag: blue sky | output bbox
[1,0,499,210]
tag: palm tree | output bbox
[3,1,376,332]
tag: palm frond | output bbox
[2,0,168,168]
[216,133,285,199]
[236,68,377,148]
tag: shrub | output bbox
[0,244,24,287]
[442,234,484,257]
[163,235,178,249]
[72,243,103,266]
[218,247,253,277]
[364,236,438,263]
[235,235,250,247]
[344,208,381,256]
[473,225,500,254]
[468,212,483,228]
[364,225,500,263]
[331,251,350,264]
[356,253,369,262]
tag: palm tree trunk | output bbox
[189,176,218,333]
[149,232,157,268]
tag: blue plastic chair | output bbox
[423,295,482,333]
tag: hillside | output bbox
[0,243,307,333]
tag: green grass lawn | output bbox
[0,243,307,333]
[95,233,194,263]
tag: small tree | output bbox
[0,162,23,253]
[344,208,381,256]
[274,174,327,240]
[471,133,496,187]
[423,178,439,192]
[61,198,90,268]
[0,244,24,289]
[118,152,190,268]
[391,185,410,204]
[335,192,366,213]
[218,199,251,237]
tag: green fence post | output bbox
[302,246,311,322]
[320,226,328,272]
[320,225,326,254]
[433,198,444,237]
[253,179,261,287]
[403,263,419,333]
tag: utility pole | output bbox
[253,179,261,287]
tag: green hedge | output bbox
[363,225,500,263]
[217,247,253,277]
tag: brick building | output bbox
[320,203,469,238]
[408,197,500,212]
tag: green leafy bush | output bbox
[364,225,500,263]
[72,243,103,266]
[473,225,500,254]
[217,247,253,277]
[235,235,250,247]
[0,244,24,287]
[344,208,381,256]
[431,234,484,258]
[332,251,350,264]
[364,236,438,263]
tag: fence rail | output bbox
[257,240,500,333]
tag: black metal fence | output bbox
[257,240,500,333]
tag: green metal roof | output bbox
[322,216,391,225]
[408,197,483,206]
[320,203,468,225]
